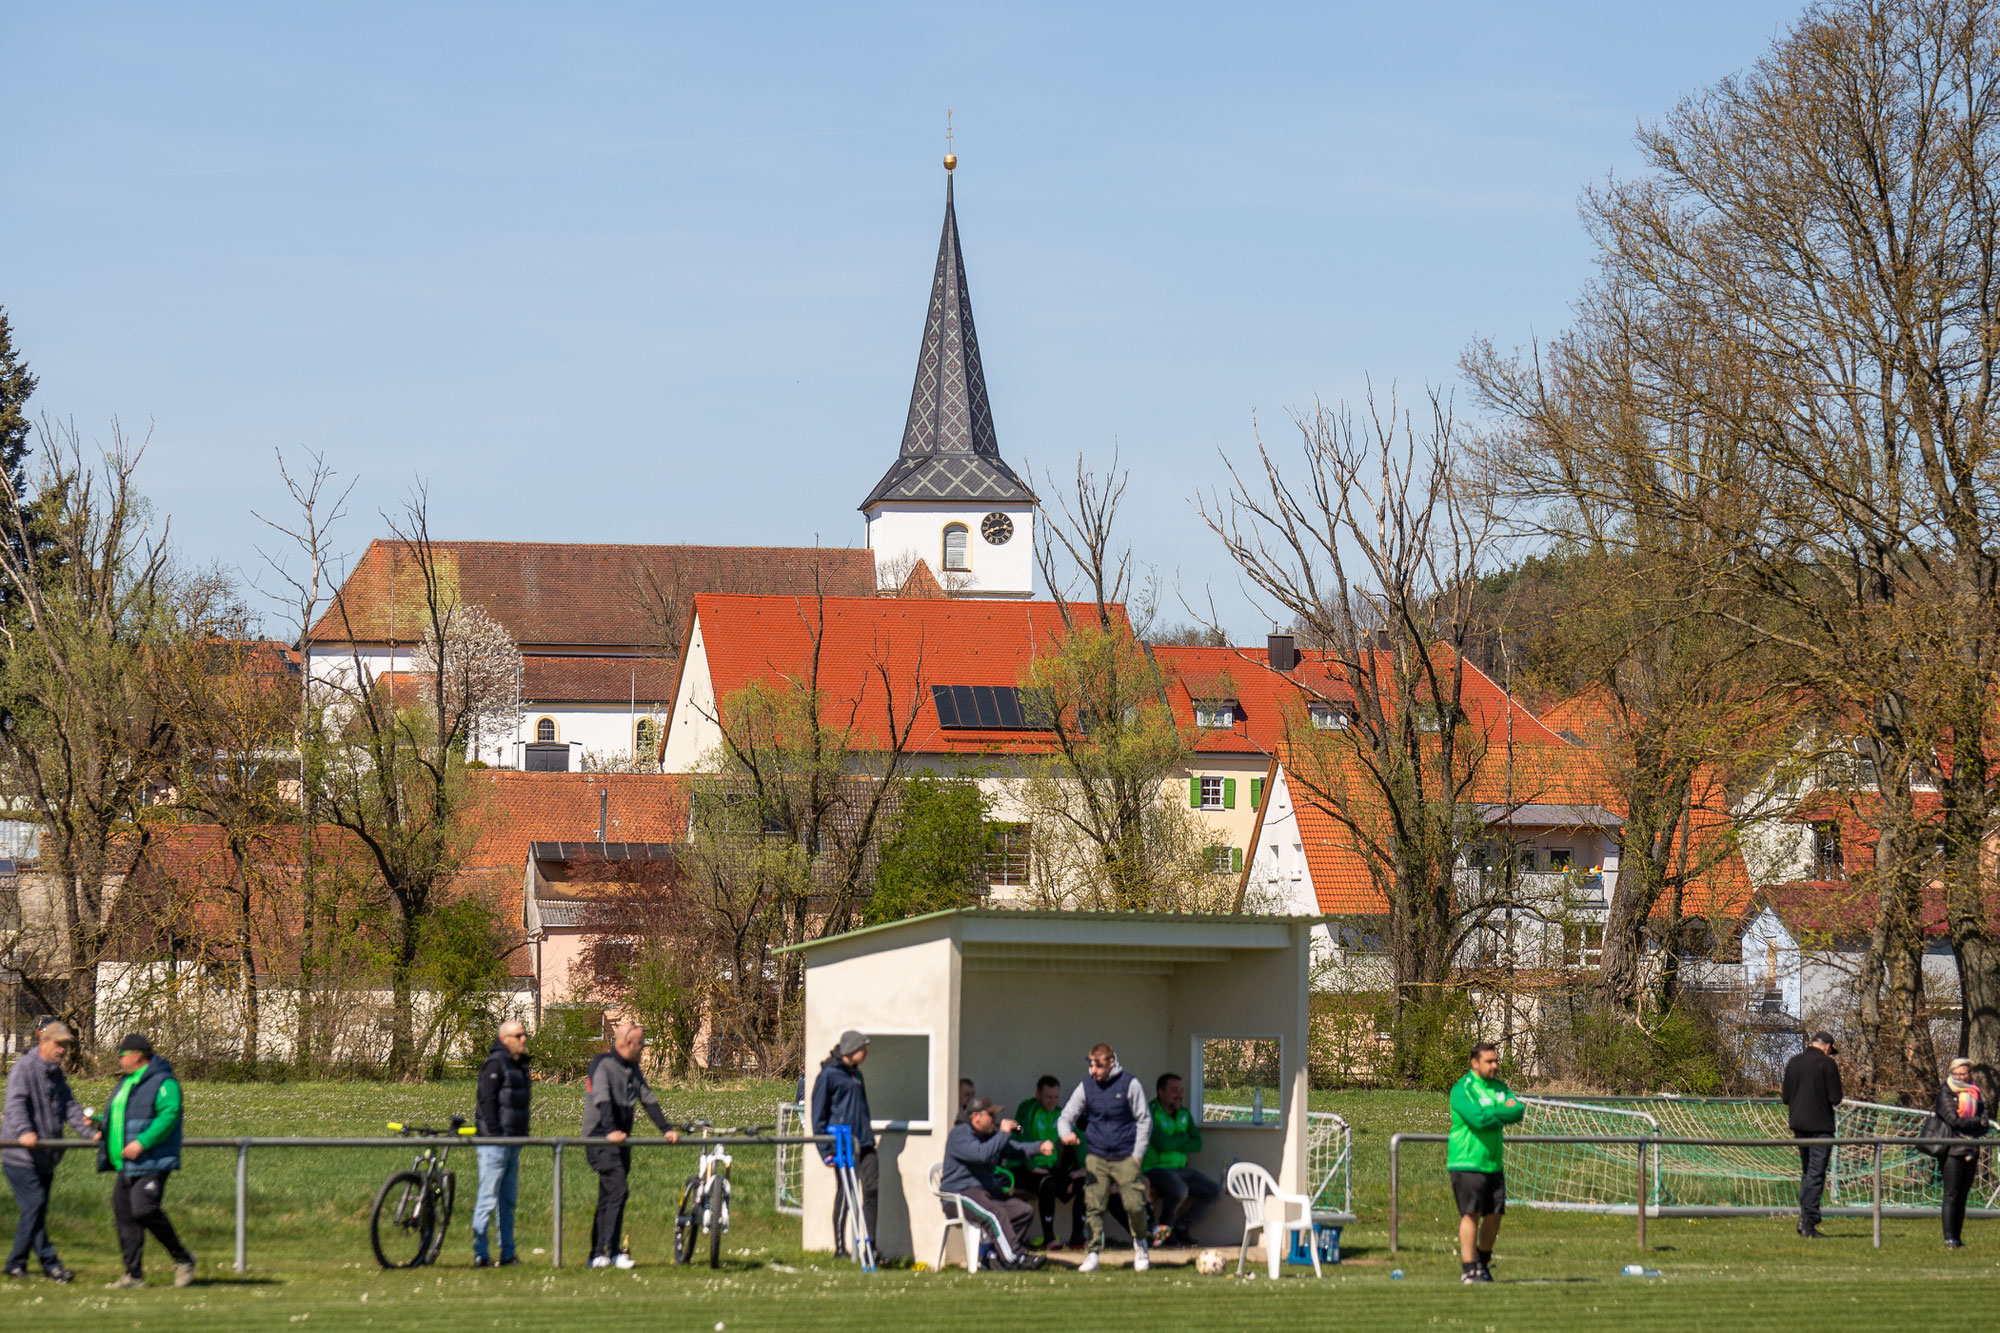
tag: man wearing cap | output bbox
[941,1094,1049,1270]
[1057,1042,1153,1273]
[1780,1031,1843,1239]
[810,1030,875,1258]
[4,1018,96,1282]
[98,1033,195,1289]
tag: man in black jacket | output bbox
[583,1022,678,1269]
[810,1031,874,1259]
[471,1020,530,1268]
[1781,1032,1843,1238]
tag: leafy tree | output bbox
[866,773,989,924]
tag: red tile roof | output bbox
[520,655,676,704]
[687,594,1126,754]
[307,541,876,648]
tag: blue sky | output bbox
[7,2,1804,636]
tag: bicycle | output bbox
[672,1121,773,1268]
[370,1117,474,1269]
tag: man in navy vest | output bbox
[97,1033,194,1289]
[1057,1043,1153,1273]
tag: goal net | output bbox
[1508,1096,2000,1217]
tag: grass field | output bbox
[0,1078,1992,1330]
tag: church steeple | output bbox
[861,162,1035,510]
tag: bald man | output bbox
[472,1020,531,1267]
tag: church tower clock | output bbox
[861,156,1036,598]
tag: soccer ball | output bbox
[1195,1249,1226,1276]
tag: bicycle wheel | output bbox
[672,1176,703,1265]
[371,1170,436,1269]
[706,1177,728,1269]
[422,1171,456,1266]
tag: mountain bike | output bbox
[673,1121,773,1268]
[371,1117,474,1269]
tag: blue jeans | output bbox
[472,1146,521,1261]
[6,1163,58,1272]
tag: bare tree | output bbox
[251,447,353,1067]
[0,420,173,1039]
[1493,0,2000,1094]
[1199,387,1522,1061]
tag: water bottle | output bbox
[1389,1269,1404,1280]
[1622,1264,1645,1276]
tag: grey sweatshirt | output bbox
[582,1050,671,1138]
[1055,1059,1151,1162]
[3,1046,95,1171]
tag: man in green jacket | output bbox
[1011,1076,1084,1248]
[97,1034,194,1290]
[1142,1074,1220,1245]
[1447,1041,1523,1284]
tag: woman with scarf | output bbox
[1934,1057,1992,1249]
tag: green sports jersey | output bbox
[1013,1099,1062,1169]
[1142,1099,1202,1170]
[1447,1069,1524,1173]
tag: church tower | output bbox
[861,156,1036,598]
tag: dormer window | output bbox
[942,524,970,572]
[1308,702,1351,731]
[1194,700,1237,729]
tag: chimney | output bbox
[596,788,608,845]
[1374,628,1393,651]
[1266,633,1297,673]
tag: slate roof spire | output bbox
[861,161,1036,509]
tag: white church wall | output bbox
[866,501,1033,598]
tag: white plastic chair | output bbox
[1226,1161,1321,1280]
[927,1163,1013,1272]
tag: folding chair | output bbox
[1225,1161,1321,1280]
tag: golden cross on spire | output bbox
[944,109,956,172]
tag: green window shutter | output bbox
[1231,847,1243,873]
[1189,777,1201,809]
[1251,778,1264,809]
[1223,778,1237,809]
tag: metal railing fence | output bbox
[2,1133,828,1274]
[1387,1132,1997,1254]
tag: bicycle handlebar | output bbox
[384,1122,476,1138]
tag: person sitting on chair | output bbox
[941,1095,1050,1271]
[1143,1073,1221,1246]
[1013,1075,1086,1249]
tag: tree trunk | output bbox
[389,904,419,1078]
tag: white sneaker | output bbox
[1132,1241,1150,1273]
[1077,1251,1101,1273]
[613,1254,636,1270]
[588,1256,610,1270]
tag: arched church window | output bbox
[536,717,557,743]
[942,524,970,572]
[635,718,656,755]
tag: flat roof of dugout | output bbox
[794,908,1318,1264]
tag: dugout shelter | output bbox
[787,908,1319,1263]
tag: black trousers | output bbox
[1795,1132,1833,1229]
[5,1163,57,1272]
[586,1144,629,1262]
[1941,1154,1976,1243]
[830,1144,878,1254]
[1017,1166,1085,1244]
[111,1172,191,1278]
[955,1186,1033,1261]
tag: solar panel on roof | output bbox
[931,684,1039,730]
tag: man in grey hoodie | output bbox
[3,1019,95,1283]
[1057,1043,1153,1273]
[582,1022,679,1269]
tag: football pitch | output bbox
[0,1080,1990,1331]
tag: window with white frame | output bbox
[1199,776,1225,810]
[1207,845,1240,875]
[942,524,970,572]
[1194,699,1236,729]
[1308,701,1351,730]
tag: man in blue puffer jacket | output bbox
[97,1033,194,1290]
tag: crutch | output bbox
[831,1125,877,1272]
